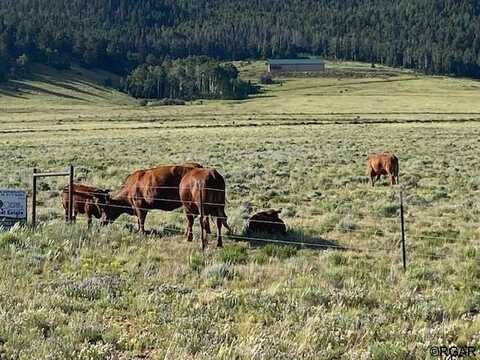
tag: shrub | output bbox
[259,72,274,84]
[329,252,348,266]
[405,194,429,206]
[464,247,477,259]
[147,98,186,106]
[369,342,409,359]
[77,343,115,360]
[260,244,297,259]
[202,263,234,286]
[318,214,342,233]
[430,189,449,201]
[188,251,205,273]
[62,276,122,301]
[252,251,269,264]
[218,244,248,264]
[0,232,21,248]
[335,216,358,233]
[377,203,399,218]
[76,324,105,344]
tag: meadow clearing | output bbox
[0,61,479,359]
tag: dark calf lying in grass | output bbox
[246,209,287,235]
[61,184,110,226]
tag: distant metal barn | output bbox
[267,59,325,73]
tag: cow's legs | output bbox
[186,213,195,241]
[216,217,224,248]
[135,208,147,233]
[200,213,208,250]
[389,173,396,185]
[370,171,376,187]
[65,206,76,223]
[86,205,92,228]
[184,217,190,236]
[203,216,211,234]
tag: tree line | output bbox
[125,57,256,100]
[1,0,480,87]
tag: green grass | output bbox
[0,61,479,359]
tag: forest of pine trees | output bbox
[1,0,480,97]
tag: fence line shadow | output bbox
[119,223,347,252]
[228,229,347,252]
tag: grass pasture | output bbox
[0,61,479,359]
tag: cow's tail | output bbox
[219,207,232,232]
[206,185,231,232]
[197,180,206,218]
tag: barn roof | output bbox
[267,59,325,65]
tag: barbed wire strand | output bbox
[40,197,407,232]
[31,211,477,262]
[18,219,478,262]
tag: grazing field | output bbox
[1,61,479,359]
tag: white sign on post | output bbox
[0,189,27,230]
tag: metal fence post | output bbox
[68,165,74,223]
[399,189,407,271]
[32,168,37,228]
[199,182,205,250]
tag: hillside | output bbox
[0,0,480,81]
[0,63,132,106]
[2,61,480,129]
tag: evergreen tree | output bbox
[0,0,479,81]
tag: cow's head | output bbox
[95,193,126,225]
[91,190,113,225]
[92,189,110,209]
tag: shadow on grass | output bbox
[227,94,277,103]
[0,80,32,98]
[0,67,113,101]
[121,224,352,253]
[123,223,184,238]
[0,87,28,98]
[75,79,113,92]
[6,81,89,102]
[39,77,108,99]
[227,228,347,252]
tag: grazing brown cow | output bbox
[179,168,231,249]
[246,209,287,235]
[61,184,110,226]
[99,163,202,232]
[366,152,399,186]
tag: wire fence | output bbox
[3,165,479,271]
[35,206,476,263]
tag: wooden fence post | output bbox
[68,165,74,223]
[399,189,407,271]
[32,168,38,228]
[32,168,37,228]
